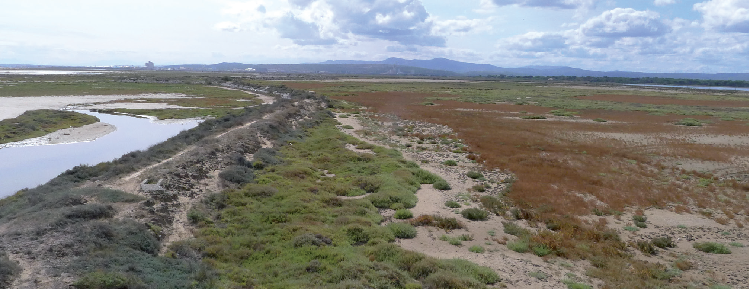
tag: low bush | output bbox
[652,237,676,249]
[341,125,354,129]
[445,200,461,208]
[433,180,451,190]
[521,115,547,119]
[413,169,440,184]
[64,204,115,220]
[507,239,529,253]
[72,271,143,289]
[503,222,528,236]
[635,240,657,255]
[387,223,417,239]
[394,209,414,219]
[675,118,703,126]
[693,242,731,254]
[532,244,552,257]
[480,196,505,215]
[461,208,489,221]
[442,160,458,166]
[633,215,647,222]
[0,253,21,288]
[219,166,254,184]
[466,171,483,179]
[471,184,486,192]
[469,245,485,253]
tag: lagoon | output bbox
[0,111,199,198]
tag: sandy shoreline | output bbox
[0,122,116,149]
[0,94,190,121]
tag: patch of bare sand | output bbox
[0,122,116,149]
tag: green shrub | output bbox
[652,237,676,249]
[461,208,488,221]
[532,244,552,257]
[341,125,354,129]
[72,271,143,289]
[390,203,406,210]
[502,222,528,236]
[387,223,417,239]
[442,160,458,166]
[633,215,647,222]
[0,253,21,288]
[479,196,505,215]
[394,209,414,219]
[593,118,607,122]
[563,279,592,289]
[521,115,547,120]
[507,239,529,253]
[729,242,744,247]
[423,271,483,289]
[635,240,657,255]
[433,216,464,231]
[433,180,451,190]
[635,221,647,228]
[676,118,703,126]
[445,201,461,208]
[471,184,486,192]
[466,171,483,179]
[693,242,731,254]
[64,204,115,220]
[413,169,440,184]
[469,245,485,253]
[219,165,254,184]
[624,226,639,232]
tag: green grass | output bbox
[0,109,98,144]
[729,242,744,247]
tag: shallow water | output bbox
[0,111,199,198]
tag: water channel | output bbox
[0,111,199,198]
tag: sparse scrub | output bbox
[443,160,458,166]
[469,245,485,253]
[433,179,452,190]
[461,208,489,221]
[466,171,484,179]
[388,223,418,239]
[675,118,703,126]
[394,209,414,219]
[521,115,547,119]
[445,200,461,208]
[693,242,731,254]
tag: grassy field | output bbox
[0,109,98,144]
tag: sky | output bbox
[1,0,748,73]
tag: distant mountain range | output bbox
[320,58,749,81]
[6,58,749,81]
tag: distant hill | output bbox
[321,58,749,81]
[160,62,457,76]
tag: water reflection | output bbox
[0,111,199,198]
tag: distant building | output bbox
[145,61,155,70]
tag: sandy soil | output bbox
[0,94,190,121]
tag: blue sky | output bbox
[1,0,748,72]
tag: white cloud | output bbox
[694,0,749,33]
[489,0,598,9]
[580,8,671,38]
[654,0,676,6]
[214,22,242,32]
[431,17,493,36]
[497,31,569,52]
[217,0,449,46]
